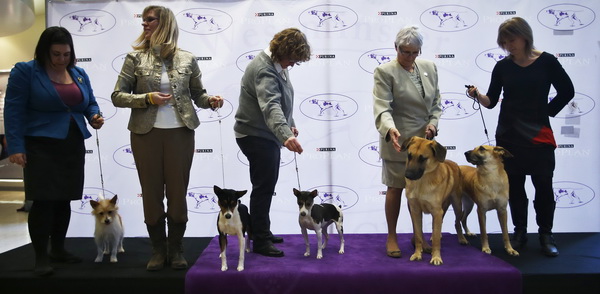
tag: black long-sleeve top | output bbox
[486,51,575,148]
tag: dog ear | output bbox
[310,189,319,198]
[431,140,447,162]
[293,188,300,196]
[236,190,247,198]
[90,200,99,209]
[494,146,514,159]
[399,136,414,152]
[213,185,222,195]
[110,195,118,205]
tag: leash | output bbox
[216,107,226,188]
[465,87,491,145]
[94,113,106,198]
[294,152,301,191]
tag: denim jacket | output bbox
[111,48,212,134]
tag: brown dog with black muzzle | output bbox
[459,145,519,256]
[400,136,468,266]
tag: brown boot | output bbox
[146,223,167,271]
[168,222,188,270]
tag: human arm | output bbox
[373,66,401,151]
[547,56,575,117]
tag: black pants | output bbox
[236,136,280,248]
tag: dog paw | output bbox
[458,237,469,245]
[338,249,344,254]
[304,252,310,257]
[94,257,103,263]
[466,232,477,237]
[409,253,422,261]
[110,257,118,263]
[430,257,443,266]
[482,247,492,254]
[221,266,228,271]
[316,254,323,259]
[118,248,125,253]
[506,248,519,256]
[237,266,244,271]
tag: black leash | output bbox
[465,86,491,145]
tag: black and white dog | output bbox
[293,188,345,259]
[214,185,251,271]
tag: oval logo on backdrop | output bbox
[440,92,478,120]
[113,144,136,170]
[308,185,359,210]
[553,181,595,208]
[177,9,233,35]
[187,186,220,214]
[59,10,116,36]
[196,99,234,123]
[71,187,116,214]
[358,141,382,167]
[96,97,117,121]
[299,93,358,121]
[111,53,128,74]
[420,5,478,32]
[358,48,396,74]
[475,49,507,73]
[236,49,262,72]
[299,4,358,32]
[551,92,595,119]
[236,149,295,167]
[537,4,596,31]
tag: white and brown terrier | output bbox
[293,188,345,259]
[90,195,125,263]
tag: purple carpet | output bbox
[185,233,522,294]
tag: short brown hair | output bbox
[269,28,311,63]
[497,17,535,57]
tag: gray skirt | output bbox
[382,159,407,188]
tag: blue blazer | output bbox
[4,60,100,155]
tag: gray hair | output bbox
[395,25,423,49]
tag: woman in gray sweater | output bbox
[234,28,311,257]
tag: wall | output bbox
[40,0,600,238]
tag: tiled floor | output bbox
[0,188,30,253]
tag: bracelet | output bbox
[146,93,155,105]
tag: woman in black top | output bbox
[468,17,574,257]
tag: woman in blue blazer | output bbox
[4,27,104,276]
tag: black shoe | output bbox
[33,264,54,277]
[539,234,559,257]
[253,244,284,257]
[49,251,83,263]
[271,236,284,243]
[510,231,528,250]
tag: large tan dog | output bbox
[401,136,468,266]
[459,145,519,256]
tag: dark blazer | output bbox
[4,60,100,155]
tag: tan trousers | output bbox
[131,127,194,225]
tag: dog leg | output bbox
[408,204,424,262]
[94,237,104,263]
[315,228,324,259]
[237,232,245,271]
[110,238,119,263]
[477,206,491,254]
[302,227,310,257]
[461,195,476,237]
[498,207,519,256]
[322,228,329,249]
[118,234,125,253]
[219,234,228,271]
[451,195,469,245]
[336,222,345,254]
[430,209,444,265]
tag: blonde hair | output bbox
[269,28,311,63]
[497,17,535,58]
[132,6,179,59]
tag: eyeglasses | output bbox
[142,17,159,23]
[399,49,421,57]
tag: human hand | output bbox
[389,128,402,152]
[425,124,437,139]
[291,127,299,137]
[209,95,224,109]
[467,85,479,100]
[90,114,104,129]
[148,92,172,105]
[9,153,26,168]
[284,137,303,154]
